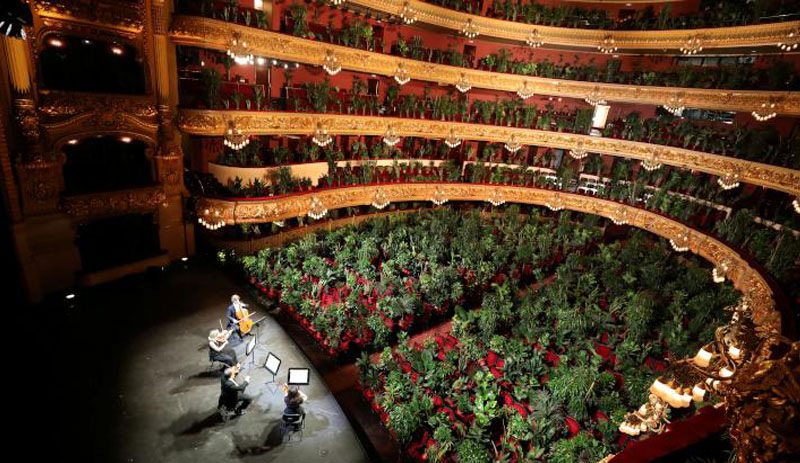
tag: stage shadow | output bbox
[161,409,228,452]
[231,419,285,457]
[168,369,224,394]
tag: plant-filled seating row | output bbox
[357,224,739,462]
[241,209,599,356]
[431,0,797,30]
[188,76,800,170]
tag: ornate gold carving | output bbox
[197,183,778,332]
[33,0,144,33]
[154,144,183,196]
[39,91,158,144]
[14,99,41,142]
[170,16,800,116]
[348,0,800,51]
[177,110,800,196]
[725,340,800,463]
[15,159,63,216]
[62,185,166,219]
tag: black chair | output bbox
[281,412,305,442]
[217,397,236,423]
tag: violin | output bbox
[235,305,257,335]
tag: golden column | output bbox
[147,0,193,258]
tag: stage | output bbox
[48,259,370,463]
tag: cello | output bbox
[235,305,257,335]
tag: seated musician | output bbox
[208,329,237,366]
[226,294,247,339]
[283,385,308,419]
[219,363,252,416]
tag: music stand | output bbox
[245,336,257,368]
[287,368,310,385]
[264,352,281,394]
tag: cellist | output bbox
[226,294,254,340]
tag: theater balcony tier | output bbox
[170,16,800,116]
[194,182,779,332]
[348,0,800,53]
[177,110,800,196]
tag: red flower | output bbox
[512,403,527,418]
[596,345,612,360]
[595,411,609,422]
[487,350,499,366]
[490,367,503,379]
[545,350,561,366]
[400,362,412,374]
[432,396,442,407]
[565,417,580,437]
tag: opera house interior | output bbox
[1,0,799,462]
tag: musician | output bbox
[219,363,252,416]
[226,294,248,339]
[208,329,238,366]
[283,385,308,419]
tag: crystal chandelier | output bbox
[717,171,740,190]
[399,1,418,24]
[516,81,535,100]
[430,186,448,206]
[329,0,345,5]
[227,33,254,65]
[198,207,226,230]
[224,121,250,150]
[641,151,662,171]
[680,35,703,55]
[619,393,670,436]
[663,93,686,116]
[383,125,401,147]
[584,86,604,107]
[372,188,390,209]
[273,220,285,227]
[322,50,341,75]
[669,229,690,252]
[752,101,777,122]
[793,197,800,214]
[777,27,799,51]
[504,135,522,153]
[569,140,589,160]
[611,206,629,225]
[308,195,328,220]
[525,29,543,48]
[545,195,565,212]
[312,122,333,147]
[597,35,618,54]
[444,129,461,148]
[455,73,471,93]
[461,18,479,39]
[394,63,411,85]
[712,260,731,284]
[487,189,506,206]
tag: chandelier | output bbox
[372,188,390,209]
[308,195,328,220]
[504,135,522,153]
[525,29,543,48]
[663,93,686,116]
[455,73,471,93]
[669,229,690,252]
[198,206,226,230]
[394,63,411,85]
[680,35,703,55]
[516,81,535,100]
[399,1,418,24]
[329,0,345,5]
[273,220,285,227]
[545,195,565,212]
[641,151,662,171]
[227,33,254,65]
[584,86,605,107]
[569,140,589,160]
[597,35,618,54]
[224,121,250,150]
[487,188,506,206]
[717,171,740,190]
[312,122,333,147]
[430,186,448,206]
[777,27,799,51]
[712,260,731,284]
[322,50,341,75]
[461,19,479,39]
[752,101,777,122]
[444,129,461,148]
[383,125,401,147]
[611,206,630,225]
[793,197,800,214]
